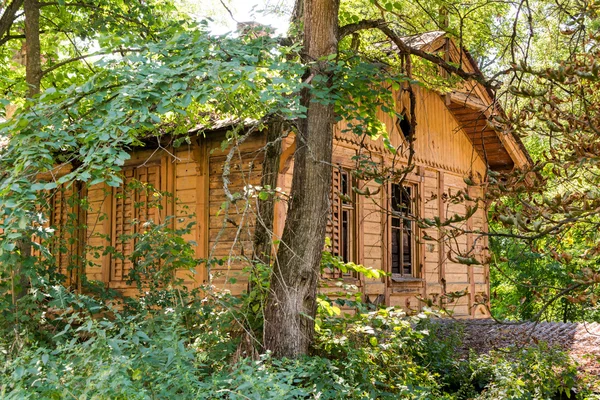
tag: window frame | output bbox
[387,180,420,282]
[339,169,356,272]
[327,167,360,279]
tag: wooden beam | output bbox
[466,186,475,316]
[195,137,209,286]
[438,171,445,295]
[449,91,490,113]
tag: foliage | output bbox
[489,62,600,320]
[0,0,184,102]
[2,281,589,399]
[489,231,600,322]
[0,234,589,399]
[468,343,578,400]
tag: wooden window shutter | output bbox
[323,168,342,279]
[50,183,85,287]
[326,168,341,256]
[109,163,162,288]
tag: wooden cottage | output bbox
[47,32,530,318]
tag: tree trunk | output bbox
[13,0,40,302]
[263,0,339,358]
[24,0,41,97]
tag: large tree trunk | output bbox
[13,0,40,302]
[263,0,339,358]
[24,0,41,97]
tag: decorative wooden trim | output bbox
[195,138,209,285]
[438,170,446,294]
[418,166,426,300]
[163,151,175,228]
[76,181,87,292]
[356,178,365,294]
[333,133,477,176]
[102,183,112,285]
[382,182,390,305]
[482,200,491,310]
[467,185,475,315]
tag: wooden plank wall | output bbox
[207,133,265,295]
[48,84,493,318]
[329,85,491,318]
[81,144,208,295]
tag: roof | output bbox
[402,31,446,49]
[189,32,532,172]
[397,31,532,171]
[188,117,258,134]
[441,320,600,377]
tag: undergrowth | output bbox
[0,228,595,399]
[0,280,595,399]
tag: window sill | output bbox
[390,276,423,283]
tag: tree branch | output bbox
[0,33,25,46]
[38,1,151,33]
[338,19,386,39]
[338,18,508,89]
[41,48,143,76]
[377,25,485,84]
[0,0,24,40]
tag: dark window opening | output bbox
[339,170,353,265]
[391,184,414,276]
[397,113,411,140]
[341,209,350,263]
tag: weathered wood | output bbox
[252,120,283,266]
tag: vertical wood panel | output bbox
[418,166,426,300]
[196,139,209,285]
[467,185,475,316]
[438,170,446,294]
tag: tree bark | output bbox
[13,0,40,302]
[263,0,339,358]
[0,0,24,40]
[24,0,41,97]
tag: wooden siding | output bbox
[327,85,491,317]
[81,144,209,296]
[207,133,265,295]
[49,86,493,318]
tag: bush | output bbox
[0,281,592,399]
[468,343,578,400]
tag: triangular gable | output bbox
[403,32,531,171]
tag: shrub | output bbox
[0,244,592,399]
[468,343,579,400]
